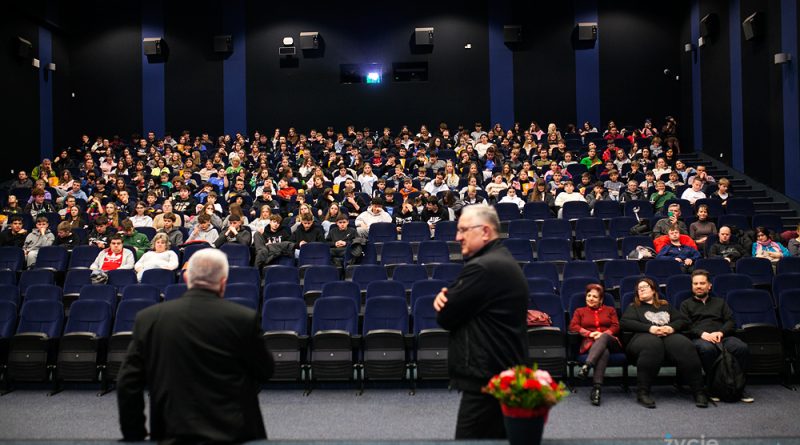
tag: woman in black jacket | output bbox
[621,277,708,409]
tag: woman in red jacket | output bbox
[568,283,621,406]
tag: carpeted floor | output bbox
[0,385,798,441]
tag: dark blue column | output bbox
[691,0,703,152]
[142,0,165,137]
[39,27,53,160]
[729,0,744,170]
[223,0,247,137]
[574,0,600,127]
[781,0,800,200]
[488,1,514,129]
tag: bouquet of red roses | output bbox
[482,365,568,418]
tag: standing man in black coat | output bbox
[117,248,274,443]
[433,204,529,439]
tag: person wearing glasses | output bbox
[621,277,708,409]
[433,204,528,439]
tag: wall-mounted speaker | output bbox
[415,27,434,45]
[213,35,232,53]
[700,13,719,38]
[504,25,523,43]
[742,12,762,41]
[16,36,32,59]
[143,37,164,56]
[577,23,597,41]
[300,32,320,50]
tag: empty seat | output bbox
[392,264,428,290]
[18,269,55,299]
[541,219,572,240]
[602,260,641,291]
[163,283,188,301]
[79,284,118,309]
[261,297,308,381]
[507,219,539,241]
[140,268,176,293]
[561,201,591,221]
[401,221,432,243]
[592,200,621,220]
[523,262,560,291]
[726,289,785,377]
[362,296,409,382]
[751,214,783,237]
[620,236,654,258]
[224,283,260,308]
[302,265,340,303]
[219,243,251,267]
[0,246,24,271]
[410,279,448,311]
[712,273,754,300]
[105,299,156,382]
[725,198,755,217]
[527,293,567,378]
[735,257,774,287]
[432,220,457,241]
[574,218,606,241]
[717,214,751,232]
[0,270,16,286]
[495,203,521,222]
[665,274,692,306]
[527,277,556,295]
[562,260,600,281]
[623,200,654,218]
[366,280,406,301]
[263,282,303,302]
[0,283,20,307]
[320,281,361,308]
[262,265,299,285]
[643,259,684,287]
[584,236,619,262]
[350,264,389,292]
[24,284,62,302]
[412,295,449,380]
[181,243,212,267]
[502,238,535,264]
[309,297,359,383]
[56,299,113,383]
[63,269,92,298]
[121,284,161,303]
[536,238,572,263]
[431,263,463,283]
[33,246,69,272]
[380,241,413,266]
[298,242,332,268]
[106,269,138,295]
[772,273,800,305]
[227,266,260,285]
[417,240,450,265]
[777,257,800,275]
[523,201,554,221]
[694,257,733,278]
[7,300,64,383]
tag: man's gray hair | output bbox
[186,248,229,292]
[460,203,500,235]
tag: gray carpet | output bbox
[0,385,799,441]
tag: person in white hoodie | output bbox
[498,186,525,210]
[135,233,179,280]
[355,197,393,237]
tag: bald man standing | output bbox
[117,249,274,443]
[434,204,529,439]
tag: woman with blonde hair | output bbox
[134,232,179,280]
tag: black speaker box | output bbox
[700,13,719,38]
[742,12,761,41]
[143,38,164,56]
[577,23,597,41]
[504,25,522,43]
[415,27,434,45]
[300,32,320,50]
[16,36,32,59]
[213,35,232,53]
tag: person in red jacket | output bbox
[568,283,621,406]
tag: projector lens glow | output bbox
[366,72,381,83]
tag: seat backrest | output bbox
[412,295,441,334]
[541,219,572,240]
[19,269,55,296]
[363,296,408,334]
[34,246,69,271]
[163,283,188,301]
[410,279,448,310]
[573,217,603,240]
[79,284,118,308]
[778,289,800,330]
[114,299,156,333]
[303,265,339,293]
[643,259,684,285]
[523,201,554,221]
[141,268,177,286]
[320,281,361,307]
[621,236,654,257]
[726,197,755,217]
[432,220,457,241]
[392,264,428,288]
[224,283,260,304]
[65,300,113,337]
[401,221,432,243]
[381,241,413,265]
[366,280,406,301]
[562,260,600,280]
[777,257,800,275]
[417,240,450,264]
[0,246,24,271]
[772,273,800,302]
[351,264,389,290]
[501,238,535,263]
[507,219,539,240]
[219,243,251,267]
[262,265,299,285]
[592,200,621,219]
[735,257,774,286]
[367,222,397,244]
[107,269,138,292]
[666,274,692,301]
[181,243,212,266]
[0,300,17,338]
[263,282,303,301]
[712,273,754,300]
[726,289,778,327]
[608,216,637,239]
[298,242,331,267]
[522,262,560,289]
[537,238,572,262]
[18,299,64,337]
[528,292,565,331]
[623,199,654,218]
[24,284,63,302]
[494,203,521,222]
[584,236,619,261]
[695,258,732,278]
[227,266,260,285]
[602,259,640,290]
[122,284,161,303]
[261,297,307,335]
[432,263,463,283]
[311,296,358,335]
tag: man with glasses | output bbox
[433,204,528,439]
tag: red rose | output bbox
[550,381,559,390]
[524,379,542,390]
